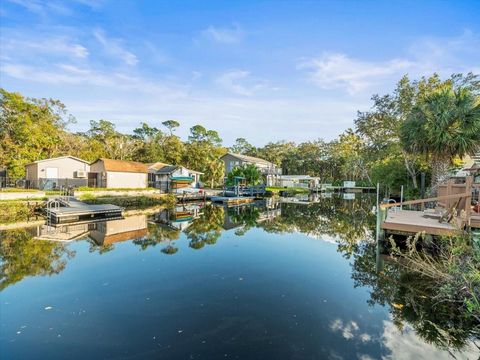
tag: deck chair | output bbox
[439,198,461,224]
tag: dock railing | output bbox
[379,176,477,227]
[379,191,473,227]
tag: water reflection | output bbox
[1,194,478,358]
[0,228,75,290]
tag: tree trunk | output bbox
[430,156,451,191]
[403,156,418,189]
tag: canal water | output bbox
[1,195,478,359]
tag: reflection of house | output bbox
[89,215,148,245]
[220,153,281,186]
[25,156,91,189]
[147,163,203,193]
[222,203,282,230]
[90,159,148,188]
[275,175,319,189]
[153,205,203,230]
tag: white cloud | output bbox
[1,35,89,59]
[6,0,102,15]
[93,28,138,66]
[201,24,243,44]
[216,70,269,96]
[300,53,413,94]
[381,320,479,360]
[329,319,363,340]
[300,32,480,95]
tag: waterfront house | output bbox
[89,158,148,188]
[220,153,281,186]
[147,162,203,193]
[25,156,91,189]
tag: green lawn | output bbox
[0,188,42,193]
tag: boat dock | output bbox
[45,196,123,225]
[378,177,480,237]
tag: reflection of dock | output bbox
[32,215,148,244]
[32,223,91,242]
[211,196,255,205]
[46,196,123,225]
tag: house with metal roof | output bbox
[147,163,203,193]
[90,158,148,188]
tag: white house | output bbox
[25,156,90,189]
[90,158,148,188]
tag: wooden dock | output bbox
[378,177,480,237]
[381,209,460,236]
[46,196,123,225]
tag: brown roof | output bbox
[93,158,148,173]
[147,162,169,171]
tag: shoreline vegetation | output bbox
[1,72,478,198]
[389,232,480,335]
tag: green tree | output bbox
[133,122,165,162]
[401,83,480,187]
[0,89,73,177]
[230,137,255,155]
[227,163,262,186]
[87,119,138,160]
[184,125,226,187]
[162,119,180,135]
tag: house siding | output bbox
[106,172,147,188]
[25,157,90,188]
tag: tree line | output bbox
[1,72,479,192]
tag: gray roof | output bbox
[221,153,275,166]
[155,165,179,174]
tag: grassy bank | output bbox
[76,187,156,192]
[81,194,176,209]
[0,201,43,224]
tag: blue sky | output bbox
[1,0,479,146]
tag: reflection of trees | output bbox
[351,243,480,351]
[227,206,260,236]
[185,205,224,249]
[133,222,180,251]
[259,195,376,250]
[0,229,75,290]
[87,240,115,254]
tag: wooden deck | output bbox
[381,210,460,236]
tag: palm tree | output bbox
[401,84,480,188]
